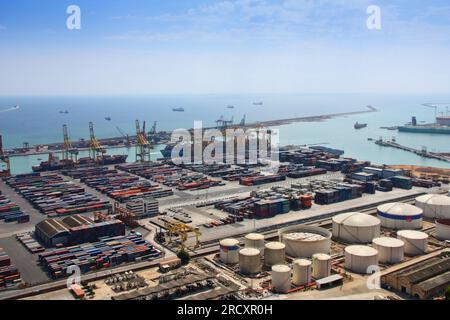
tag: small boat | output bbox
[227,105,235,109]
[172,107,185,112]
[105,117,112,121]
[354,122,368,129]
[253,102,263,106]
[59,110,69,114]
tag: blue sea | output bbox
[1,93,450,174]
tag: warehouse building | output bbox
[35,214,125,247]
[382,251,450,299]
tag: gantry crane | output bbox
[115,126,131,147]
[62,124,79,163]
[149,121,157,135]
[0,135,11,177]
[88,122,106,163]
[163,220,201,251]
[135,120,152,163]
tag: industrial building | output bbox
[382,251,450,299]
[125,198,159,218]
[35,214,125,247]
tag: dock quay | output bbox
[374,138,450,163]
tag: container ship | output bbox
[172,107,185,112]
[354,122,367,129]
[398,116,450,135]
[32,154,128,172]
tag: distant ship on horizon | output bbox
[253,102,263,106]
[172,107,185,112]
[105,117,112,121]
[354,122,368,129]
[227,105,235,109]
[59,110,69,114]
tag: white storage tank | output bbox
[279,225,332,258]
[332,212,381,243]
[415,194,450,219]
[436,219,450,240]
[397,230,428,255]
[372,237,405,264]
[239,248,261,275]
[292,259,312,286]
[264,242,286,267]
[312,253,331,279]
[219,238,240,264]
[377,203,423,230]
[345,245,378,274]
[271,264,291,293]
[245,233,265,254]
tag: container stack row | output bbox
[38,233,162,279]
[16,233,45,253]
[0,248,21,289]
[0,191,29,223]
[4,173,110,217]
[63,167,173,202]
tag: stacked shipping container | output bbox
[0,248,21,289]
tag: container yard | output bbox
[3,173,111,217]
[62,167,173,202]
[38,232,162,279]
[0,248,21,289]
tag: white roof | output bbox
[265,241,285,250]
[377,202,423,216]
[372,237,404,248]
[345,245,378,256]
[239,248,260,256]
[416,194,450,206]
[293,259,312,266]
[284,232,325,242]
[220,238,239,246]
[333,212,381,227]
[272,264,291,272]
[312,253,331,260]
[397,230,429,240]
[245,233,264,241]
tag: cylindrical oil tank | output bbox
[312,253,331,279]
[344,245,378,274]
[264,242,286,267]
[377,203,423,230]
[245,233,265,254]
[332,212,381,243]
[397,230,428,256]
[372,237,404,264]
[292,259,312,286]
[415,194,450,219]
[279,225,332,258]
[219,238,240,264]
[271,264,291,293]
[239,248,261,275]
[436,219,450,240]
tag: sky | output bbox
[1,0,450,95]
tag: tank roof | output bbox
[416,194,450,206]
[293,259,312,266]
[373,237,404,248]
[397,230,429,240]
[284,232,326,242]
[312,253,331,260]
[245,233,264,240]
[265,241,285,249]
[239,248,260,256]
[272,264,291,272]
[377,202,423,216]
[220,238,239,246]
[345,245,378,256]
[333,212,380,227]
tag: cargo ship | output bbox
[398,116,450,135]
[253,102,263,106]
[354,122,367,129]
[172,107,185,112]
[32,154,128,172]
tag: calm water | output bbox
[1,93,449,174]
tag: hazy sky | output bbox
[1,0,450,95]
